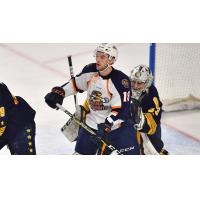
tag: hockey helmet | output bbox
[94,43,118,62]
[129,65,153,98]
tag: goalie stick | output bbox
[56,103,121,155]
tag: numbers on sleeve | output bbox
[123,91,130,102]
[153,97,161,116]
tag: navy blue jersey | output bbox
[139,85,162,135]
[0,83,36,138]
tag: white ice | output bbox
[0,43,199,155]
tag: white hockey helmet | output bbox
[129,65,153,98]
[94,43,118,62]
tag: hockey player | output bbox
[129,65,168,155]
[45,43,140,155]
[0,83,36,155]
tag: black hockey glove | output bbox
[99,119,112,134]
[91,120,112,144]
[97,119,112,137]
[45,86,65,109]
[92,120,112,155]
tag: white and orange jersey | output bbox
[62,63,131,130]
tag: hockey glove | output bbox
[95,119,112,141]
[93,120,112,155]
[45,86,65,109]
[89,118,113,146]
[98,119,112,135]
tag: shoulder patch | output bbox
[122,79,129,88]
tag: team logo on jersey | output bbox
[89,90,109,111]
[135,71,141,78]
[122,79,129,88]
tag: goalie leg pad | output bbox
[140,132,159,155]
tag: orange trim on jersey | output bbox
[111,111,118,116]
[71,79,79,92]
[87,73,99,88]
[111,106,121,109]
[12,96,19,105]
[137,131,141,145]
[106,79,112,98]
[100,143,107,155]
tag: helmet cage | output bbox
[129,65,153,98]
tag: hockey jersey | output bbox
[0,83,36,138]
[62,63,131,130]
[138,84,163,135]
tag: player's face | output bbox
[95,52,110,70]
[131,80,145,91]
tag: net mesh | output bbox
[154,43,200,111]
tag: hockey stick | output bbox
[140,132,159,155]
[56,103,121,155]
[68,55,77,105]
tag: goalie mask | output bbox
[129,65,153,99]
[94,43,118,63]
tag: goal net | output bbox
[154,43,200,112]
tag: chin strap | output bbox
[99,64,112,73]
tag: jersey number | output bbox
[153,97,161,116]
[123,91,130,102]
